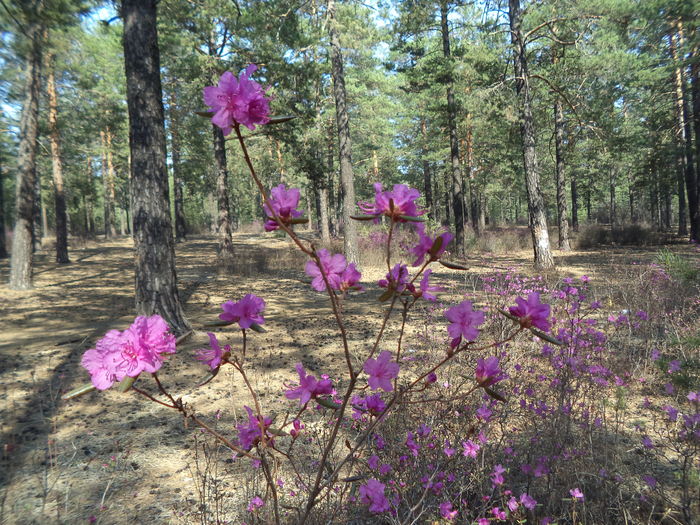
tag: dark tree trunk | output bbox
[0,154,6,259]
[170,93,186,243]
[440,0,464,255]
[212,125,234,258]
[123,0,190,335]
[47,52,69,263]
[627,171,636,223]
[609,166,616,227]
[509,0,554,269]
[687,46,700,240]
[305,186,313,231]
[10,21,42,289]
[33,165,42,253]
[327,118,338,237]
[478,191,486,232]
[571,170,579,232]
[101,130,110,238]
[554,98,571,250]
[208,189,216,233]
[82,195,88,235]
[329,0,359,268]
[421,117,434,220]
[87,157,95,234]
[467,113,479,235]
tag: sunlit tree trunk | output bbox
[554,98,571,250]
[421,117,434,220]
[170,92,186,243]
[123,0,191,335]
[0,153,6,259]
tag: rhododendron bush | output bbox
[62,67,700,524]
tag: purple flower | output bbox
[664,405,679,421]
[339,263,363,292]
[365,393,386,414]
[688,391,700,403]
[520,493,537,510]
[642,436,653,449]
[509,292,551,331]
[203,65,273,134]
[411,223,453,266]
[427,372,437,383]
[417,269,441,301]
[285,364,319,406]
[669,360,681,373]
[378,263,408,292]
[644,476,657,488]
[637,310,648,321]
[305,249,346,292]
[462,439,480,458]
[666,383,675,394]
[651,349,661,361]
[368,454,380,470]
[194,332,228,370]
[237,406,273,449]
[220,294,266,329]
[264,184,304,231]
[247,495,264,512]
[491,464,506,485]
[363,351,400,392]
[507,497,519,512]
[379,463,391,475]
[569,487,584,501]
[439,501,458,520]
[475,356,505,387]
[359,479,390,513]
[445,300,485,348]
[358,183,423,222]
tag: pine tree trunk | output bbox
[554,98,571,250]
[10,21,42,289]
[421,117,434,220]
[208,189,217,233]
[107,130,117,238]
[305,186,313,231]
[170,93,186,243]
[327,118,338,237]
[571,170,579,232]
[320,186,331,244]
[87,157,95,235]
[212,125,234,258]
[47,52,69,263]
[467,113,479,235]
[688,46,700,240]
[627,171,636,223]
[509,0,554,269]
[440,0,464,256]
[123,0,191,335]
[0,154,7,259]
[101,130,110,238]
[329,0,359,268]
[33,166,43,253]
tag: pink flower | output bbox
[507,497,519,512]
[264,184,304,231]
[520,493,537,510]
[305,249,346,291]
[475,356,506,386]
[569,487,584,501]
[642,436,654,449]
[378,263,408,292]
[416,269,441,302]
[445,300,485,348]
[285,364,324,406]
[358,183,423,222]
[363,350,400,392]
[644,476,657,488]
[509,292,551,331]
[247,495,264,511]
[491,464,506,485]
[339,263,363,291]
[368,455,379,470]
[492,507,506,519]
[439,501,458,520]
[411,223,453,266]
[237,406,273,449]
[359,479,390,513]
[219,294,266,329]
[478,519,490,525]
[462,439,480,458]
[365,393,386,414]
[203,64,273,135]
[194,332,228,370]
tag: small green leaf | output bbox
[195,111,215,118]
[289,218,309,224]
[250,323,267,333]
[61,383,97,401]
[341,475,365,482]
[315,397,342,410]
[429,235,444,256]
[176,331,193,346]
[530,328,564,346]
[204,320,238,327]
[483,386,506,403]
[118,375,138,394]
[497,307,520,323]
[439,260,469,271]
[267,427,288,437]
[350,214,382,221]
[398,215,427,222]
[377,289,393,302]
[197,366,220,387]
[265,115,297,125]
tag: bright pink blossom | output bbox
[358,183,423,223]
[194,332,228,370]
[440,501,458,520]
[445,300,485,348]
[509,292,551,331]
[305,249,346,291]
[462,439,480,458]
[203,65,273,135]
[264,184,304,231]
[247,496,264,512]
[378,263,408,292]
[411,223,453,266]
[569,487,584,501]
[363,350,400,392]
[339,263,363,291]
[359,479,390,513]
[285,364,331,406]
[416,269,441,301]
[520,492,537,510]
[475,356,506,386]
[237,406,273,449]
[219,294,266,329]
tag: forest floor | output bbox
[0,230,693,525]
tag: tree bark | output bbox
[571,169,578,232]
[33,164,43,253]
[509,0,554,269]
[100,130,111,238]
[87,156,95,234]
[0,153,6,259]
[467,113,478,235]
[170,93,186,243]
[123,0,191,335]
[329,0,359,268]
[327,117,337,237]
[440,0,464,255]
[421,117,434,220]
[554,98,571,250]
[10,20,42,289]
[47,51,69,263]
[212,125,234,258]
[686,40,700,239]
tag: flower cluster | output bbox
[445,300,485,348]
[358,183,424,222]
[194,332,229,370]
[305,249,362,292]
[220,294,266,329]
[411,223,453,266]
[264,184,304,232]
[285,363,333,406]
[81,315,176,390]
[237,405,274,450]
[203,64,273,134]
[509,291,551,331]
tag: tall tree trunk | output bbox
[208,189,217,233]
[305,186,313,231]
[467,112,479,235]
[33,165,43,253]
[327,117,338,237]
[107,130,117,237]
[82,195,88,235]
[212,125,234,258]
[329,0,359,267]
[101,130,110,238]
[478,191,486,232]
[609,166,616,227]
[0,153,6,259]
[421,117,434,220]
[47,51,69,263]
[320,186,331,244]
[509,0,554,269]
[554,98,571,250]
[87,157,95,234]
[571,170,579,232]
[686,40,700,239]
[670,32,689,236]
[10,20,42,289]
[440,0,464,255]
[170,93,186,243]
[123,0,191,335]
[627,171,636,223]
